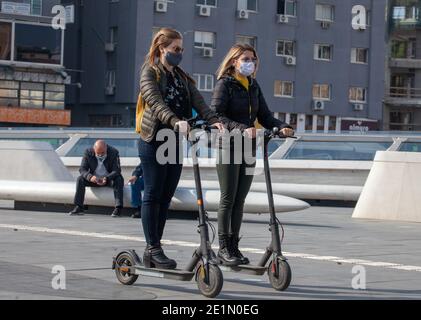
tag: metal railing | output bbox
[387,86,421,99]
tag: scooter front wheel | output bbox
[115,253,139,286]
[196,263,223,298]
[268,260,292,291]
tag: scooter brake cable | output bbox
[276,217,286,245]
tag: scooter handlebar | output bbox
[264,127,297,139]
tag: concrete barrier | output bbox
[353,151,421,223]
[0,141,73,182]
[0,180,310,214]
[0,141,310,214]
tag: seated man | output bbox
[128,163,144,219]
[69,140,124,217]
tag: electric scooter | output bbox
[112,119,223,298]
[218,127,295,292]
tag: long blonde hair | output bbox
[146,28,183,66]
[216,44,259,80]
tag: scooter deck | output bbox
[219,264,267,276]
[134,265,195,281]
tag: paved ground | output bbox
[0,203,421,300]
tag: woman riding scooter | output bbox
[211,44,294,266]
[138,28,224,270]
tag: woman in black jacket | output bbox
[138,28,224,270]
[211,44,294,266]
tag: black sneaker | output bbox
[111,208,122,218]
[131,208,141,219]
[69,206,84,216]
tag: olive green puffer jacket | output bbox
[138,61,219,142]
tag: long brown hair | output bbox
[146,28,183,66]
[216,44,259,80]
[145,27,195,83]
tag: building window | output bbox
[197,0,217,7]
[391,40,412,59]
[277,0,296,16]
[23,0,43,16]
[193,74,214,92]
[44,84,65,110]
[274,80,294,97]
[194,31,216,49]
[351,48,368,64]
[349,87,367,103]
[316,4,334,22]
[329,116,337,131]
[0,22,12,61]
[237,0,258,12]
[15,23,62,65]
[314,44,333,61]
[276,40,295,56]
[89,114,122,128]
[236,35,257,48]
[20,82,44,109]
[0,80,19,107]
[313,84,331,100]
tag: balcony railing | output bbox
[387,86,421,99]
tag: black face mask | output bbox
[165,51,183,67]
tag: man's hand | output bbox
[281,127,295,137]
[128,176,138,185]
[90,176,99,184]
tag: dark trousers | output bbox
[216,148,256,237]
[139,138,183,246]
[74,175,124,208]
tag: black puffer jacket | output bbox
[139,62,219,142]
[211,75,291,131]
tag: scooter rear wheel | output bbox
[115,253,139,286]
[196,263,223,298]
[268,260,292,291]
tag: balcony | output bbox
[385,86,421,107]
[389,57,421,69]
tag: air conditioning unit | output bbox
[202,48,214,57]
[277,14,289,24]
[237,9,249,19]
[313,100,325,111]
[105,43,115,53]
[353,103,364,111]
[284,55,296,66]
[155,1,168,13]
[199,5,211,17]
[105,86,115,96]
[321,21,331,29]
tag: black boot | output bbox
[217,235,241,266]
[229,234,250,265]
[69,206,84,216]
[143,245,177,270]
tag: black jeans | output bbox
[216,147,256,237]
[74,175,124,208]
[139,138,183,246]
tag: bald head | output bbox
[94,140,107,157]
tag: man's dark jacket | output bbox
[79,145,122,182]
